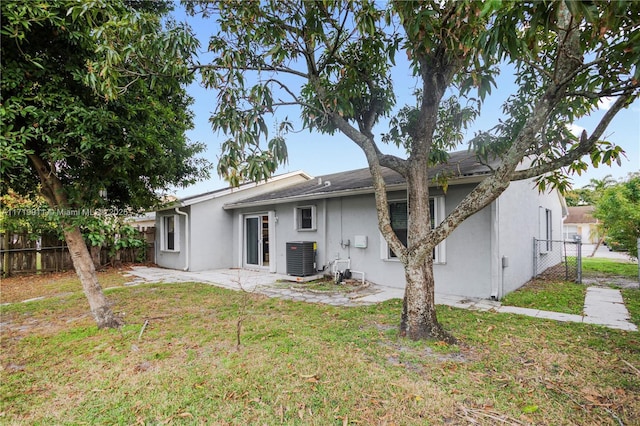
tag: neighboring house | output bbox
[222,151,567,300]
[127,212,156,231]
[155,171,312,271]
[563,206,599,243]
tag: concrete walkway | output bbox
[583,287,635,330]
[124,266,637,332]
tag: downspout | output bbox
[490,200,501,300]
[175,207,189,271]
[322,198,328,271]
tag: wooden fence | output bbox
[1,228,155,276]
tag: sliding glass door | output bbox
[244,214,269,268]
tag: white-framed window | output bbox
[381,196,446,263]
[388,201,408,257]
[161,215,180,252]
[540,207,553,252]
[294,205,316,231]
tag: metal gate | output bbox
[533,238,582,283]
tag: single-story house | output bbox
[156,151,566,299]
[155,171,311,271]
[562,205,600,243]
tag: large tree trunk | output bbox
[63,225,123,328]
[28,152,122,329]
[400,256,456,343]
[90,245,101,269]
[396,146,457,342]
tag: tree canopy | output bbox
[186,0,639,340]
[1,0,208,328]
[594,174,640,259]
[1,0,208,210]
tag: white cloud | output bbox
[568,123,585,137]
[597,97,615,111]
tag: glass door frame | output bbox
[243,213,273,270]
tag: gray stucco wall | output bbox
[155,206,189,271]
[233,184,496,298]
[496,179,565,298]
[436,185,492,297]
[189,202,236,271]
[160,174,565,300]
[155,173,309,271]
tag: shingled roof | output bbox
[224,150,495,209]
[564,206,598,224]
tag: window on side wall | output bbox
[162,215,179,251]
[543,208,553,252]
[382,197,445,263]
[294,206,316,231]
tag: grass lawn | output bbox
[622,289,640,327]
[276,277,367,293]
[500,280,586,315]
[1,273,639,424]
[501,257,639,315]
[0,268,129,303]
[582,257,639,278]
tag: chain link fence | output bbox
[533,238,582,283]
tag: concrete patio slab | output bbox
[123,266,638,332]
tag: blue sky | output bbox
[172,7,640,198]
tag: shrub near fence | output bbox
[0,228,155,276]
[98,242,155,265]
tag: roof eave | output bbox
[157,170,312,211]
[223,174,488,210]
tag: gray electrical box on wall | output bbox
[354,235,368,248]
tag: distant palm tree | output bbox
[584,175,617,192]
[581,175,617,208]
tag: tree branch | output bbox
[330,113,408,174]
[510,92,636,181]
[192,64,309,80]
[263,78,303,103]
[568,81,640,98]
[315,2,350,73]
[425,2,585,248]
[27,152,68,209]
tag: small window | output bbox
[295,206,316,231]
[388,201,408,258]
[545,208,553,251]
[162,215,179,251]
[384,197,445,263]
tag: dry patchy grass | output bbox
[1,274,639,425]
[1,267,131,304]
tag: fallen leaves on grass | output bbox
[1,267,131,303]
[456,404,528,425]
